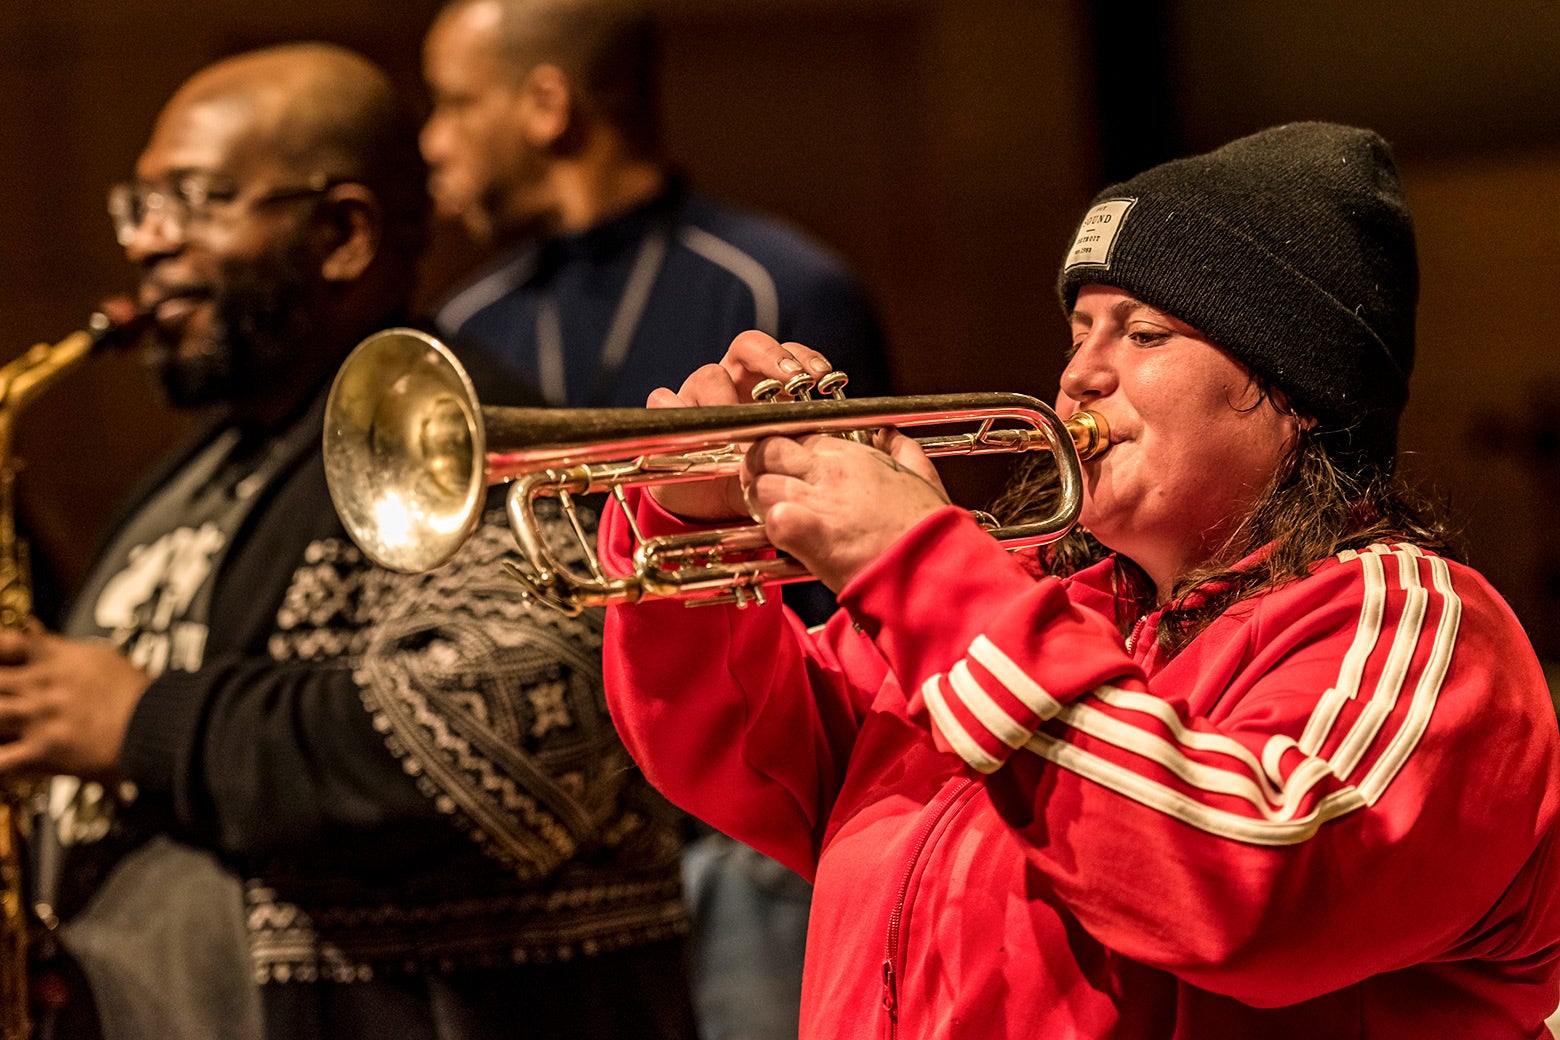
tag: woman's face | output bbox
[1058,284,1302,599]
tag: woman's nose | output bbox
[1059,333,1116,404]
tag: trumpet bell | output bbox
[323,328,486,573]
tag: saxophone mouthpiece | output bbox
[87,295,153,348]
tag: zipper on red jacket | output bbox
[882,775,975,1037]
[1125,612,1150,656]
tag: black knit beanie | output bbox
[1057,122,1417,476]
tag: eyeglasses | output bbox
[107,170,337,246]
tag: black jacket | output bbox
[62,366,693,1039]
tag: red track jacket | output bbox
[602,499,1560,1039]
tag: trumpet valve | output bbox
[815,370,849,400]
[782,372,816,400]
[751,373,821,403]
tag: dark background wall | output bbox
[3,0,1558,659]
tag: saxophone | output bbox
[0,307,144,1040]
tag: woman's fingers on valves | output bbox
[721,331,834,399]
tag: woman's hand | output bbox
[645,330,951,591]
[743,426,948,592]
[646,330,842,522]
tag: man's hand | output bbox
[0,626,150,782]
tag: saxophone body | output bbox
[0,310,142,1040]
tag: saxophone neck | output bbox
[0,305,148,412]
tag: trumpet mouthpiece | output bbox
[1066,410,1110,460]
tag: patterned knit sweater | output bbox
[252,506,687,982]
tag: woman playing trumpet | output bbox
[599,122,1560,1038]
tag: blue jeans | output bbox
[682,831,812,1040]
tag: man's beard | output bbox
[152,246,314,410]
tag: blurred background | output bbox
[2,0,1558,676]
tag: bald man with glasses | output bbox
[106,171,340,248]
[0,41,696,1040]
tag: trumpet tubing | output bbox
[324,328,1108,614]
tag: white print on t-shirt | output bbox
[93,522,225,678]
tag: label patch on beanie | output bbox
[1064,198,1135,269]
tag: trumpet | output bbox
[323,328,1108,615]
